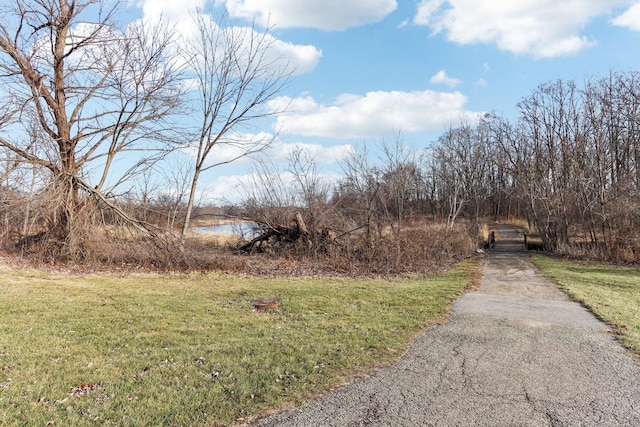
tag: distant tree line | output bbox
[430,72,640,260]
[326,72,639,262]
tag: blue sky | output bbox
[129,0,640,203]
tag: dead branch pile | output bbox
[239,212,335,253]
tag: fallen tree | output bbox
[239,212,330,253]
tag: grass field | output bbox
[0,261,476,426]
[532,255,640,356]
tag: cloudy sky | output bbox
[129,0,640,203]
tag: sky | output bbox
[126,0,640,204]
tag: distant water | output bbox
[193,222,258,236]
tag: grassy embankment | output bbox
[532,255,640,356]
[0,260,477,426]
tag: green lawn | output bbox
[532,255,640,356]
[0,261,476,426]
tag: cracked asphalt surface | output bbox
[253,224,640,426]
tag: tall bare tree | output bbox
[516,79,582,249]
[337,143,383,244]
[379,133,420,233]
[179,12,292,242]
[0,0,185,253]
[433,121,488,231]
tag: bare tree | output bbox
[416,72,639,261]
[162,157,194,230]
[379,133,420,233]
[0,0,185,254]
[178,12,293,243]
[337,143,384,244]
[516,79,583,250]
[237,152,304,253]
[288,147,332,219]
[433,121,488,231]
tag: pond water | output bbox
[192,222,258,236]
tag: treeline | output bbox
[432,71,640,261]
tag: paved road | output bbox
[253,225,640,426]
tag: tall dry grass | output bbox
[301,221,476,276]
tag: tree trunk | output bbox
[180,167,201,245]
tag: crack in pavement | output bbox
[253,224,640,426]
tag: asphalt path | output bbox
[253,224,640,426]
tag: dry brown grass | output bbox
[305,221,476,276]
[3,218,478,278]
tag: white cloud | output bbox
[475,78,488,87]
[218,0,398,30]
[268,90,480,139]
[140,0,206,37]
[264,141,355,164]
[183,132,354,170]
[137,0,321,75]
[414,0,624,58]
[267,36,322,75]
[397,19,410,29]
[612,2,640,31]
[141,0,206,19]
[212,132,275,163]
[430,69,461,88]
[202,166,347,203]
[199,173,251,203]
[204,167,342,204]
[415,0,445,25]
